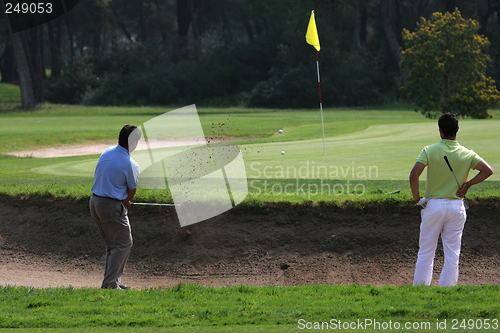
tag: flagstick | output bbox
[316,50,326,156]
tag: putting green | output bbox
[32,120,500,182]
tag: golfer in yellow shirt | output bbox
[409,113,493,287]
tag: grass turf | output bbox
[0,103,434,153]
[0,103,498,204]
[0,284,499,330]
[0,83,21,108]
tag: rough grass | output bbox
[0,284,499,330]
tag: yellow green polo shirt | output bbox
[417,139,482,200]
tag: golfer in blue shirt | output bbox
[90,125,141,289]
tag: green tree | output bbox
[401,10,500,119]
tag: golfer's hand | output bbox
[122,199,132,207]
[456,183,469,198]
[416,197,432,208]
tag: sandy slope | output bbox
[1,197,499,289]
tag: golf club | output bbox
[131,200,187,207]
[443,156,469,210]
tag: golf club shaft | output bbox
[443,156,462,189]
[132,202,178,207]
[443,156,469,209]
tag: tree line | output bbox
[1,0,500,111]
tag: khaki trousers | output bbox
[90,195,133,289]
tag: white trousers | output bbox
[413,199,467,287]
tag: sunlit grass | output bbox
[1,104,499,204]
[0,284,499,330]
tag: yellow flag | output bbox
[305,11,320,51]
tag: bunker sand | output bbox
[1,197,499,289]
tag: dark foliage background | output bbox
[2,0,500,108]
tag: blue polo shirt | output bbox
[91,145,140,200]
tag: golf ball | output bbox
[281,151,285,155]
[279,129,283,134]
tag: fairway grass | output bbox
[0,103,435,154]
[29,121,500,181]
[1,104,499,203]
[0,284,499,331]
[0,83,21,107]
